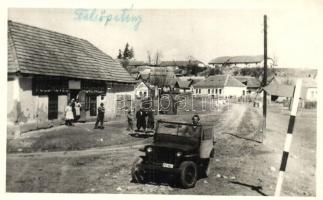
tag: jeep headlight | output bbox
[176,151,182,157]
[146,147,153,153]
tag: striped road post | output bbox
[274,79,302,196]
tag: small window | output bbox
[208,89,210,94]
[219,89,222,94]
[215,88,218,94]
[48,94,58,120]
[212,89,214,94]
[199,89,201,94]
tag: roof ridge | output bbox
[8,20,135,83]
[9,20,87,43]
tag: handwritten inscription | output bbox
[74,5,142,31]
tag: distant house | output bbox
[174,80,193,93]
[7,21,136,136]
[192,75,247,97]
[134,81,155,99]
[302,78,317,101]
[208,55,274,68]
[160,60,205,68]
[149,67,177,92]
[136,68,151,81]
[234,76,261,94]
[263,76,317,102]
[160,60,206,76]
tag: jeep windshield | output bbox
[156,121,202,138]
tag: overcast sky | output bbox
[8,6,323,68]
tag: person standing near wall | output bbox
[74,99,81,122]
[136,108,147,132]
[65,102,74,126]
[127,109,134,133]
[71,98,76,121]
[147,109,154,130]
[94,103,105,129]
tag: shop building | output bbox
[7,21,136,137]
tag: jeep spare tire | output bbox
[179,161,198,188]
[131,157,146,183]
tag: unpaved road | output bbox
[6,103,316,195]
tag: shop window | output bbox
[48,94,58,120]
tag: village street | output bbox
[6,103,316,196]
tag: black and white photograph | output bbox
[2,0,322,198]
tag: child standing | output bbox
[65,102,74,126]
[127,110,134,133]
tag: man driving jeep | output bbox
[183,114,202,139]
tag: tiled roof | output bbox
[264,76,316,98]
[234,76,261,88]
[209,55,265,65]
[263,81,294,97]
[193,75,246,88]
[176,80,192,89]
[8,20,135,83]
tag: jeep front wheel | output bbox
[131,157,146,183]
[179,161,198,188]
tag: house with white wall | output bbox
[134,81,155,99]
[192,75,247,97]
[7,21,136,137]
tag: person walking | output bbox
[74,99,81,122]
[65,102,74,126]
[94,103,105,129]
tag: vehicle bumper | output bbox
[140,163,181,173]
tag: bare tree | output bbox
[147,51,152,65]
[154,50,163,65]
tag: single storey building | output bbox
[208,55,274,68]
[7,21,136,137]
[192,75,247,97]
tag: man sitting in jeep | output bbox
[182,114,202,139]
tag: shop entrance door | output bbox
[77,90,86,122]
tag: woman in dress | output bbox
[65,102,74,126]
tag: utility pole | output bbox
[263,15,268,129]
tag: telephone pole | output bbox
[263,15,268,129]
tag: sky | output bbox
[8,4,323,68]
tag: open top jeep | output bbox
[131,120,215,188]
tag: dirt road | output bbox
[6,103,316,195]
